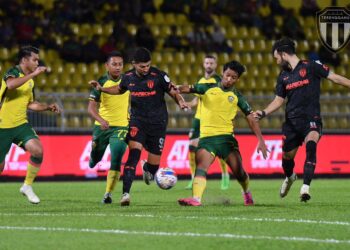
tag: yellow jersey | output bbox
[89,73,129,127]
[194,74,221,120]
[192,83,252,138]
[0,66,35,128]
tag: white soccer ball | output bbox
[155,167,177,190]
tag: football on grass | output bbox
[155,167,177,190]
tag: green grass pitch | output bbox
[0,179,349,250]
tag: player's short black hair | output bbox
[223,60,246,77]
[106,51,123,62]
[133,47,151,63]
[205,55,216,60]
[18,45,39,62]
[272,37,296,55]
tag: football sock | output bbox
[282,158,295,177]
[24,162,40,185]
[219,159,229,189]
[192,169,207,201]
[123,166,136,194]
[144,162,159,175]
[189,146,196,179]
[238,173,250,193]
[303,141,317,185]
[105,170,120,193]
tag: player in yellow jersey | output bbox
[88,51,129,204]
[186,55,230,190]
[178,61,268,206]
[0,46,61,204]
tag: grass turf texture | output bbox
[0,179,349,250]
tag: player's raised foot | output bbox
[141,160,153,185]
[280,173,297,198]
[102,192,112,204]
[185,180,193,190]
[221,174,230,190]
[300,184,311,202]
[242,191,254,206]
[20,184,40,204]
[178,197,202,206]
[120,193,130,206]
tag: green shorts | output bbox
[188,118,200,140]
[89,125,128,171]
[0,123,39,162]
[198,134,240,160]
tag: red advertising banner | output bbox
[3,134,350,178]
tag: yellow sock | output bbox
[219,158,228,174]
[192,176,207,201]
[24,163,40,185]
[189,151,196,179]
[239,175,250,192]
[106,170,120,193]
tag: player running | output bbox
[186,55,230,190]
[254,37,350,202]
[0,46,61,204]
[88,51,129,204]
[178,60,268,206]
[90,47,188,206]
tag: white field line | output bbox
[0,225,349,245]
[0,212,350,227]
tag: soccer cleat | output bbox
[280,173,297,198]
[220,174,230,190]
[120,193,130,206]
[20,184,40,204]
[185,179,193,190]
[102,192,112,204]
[141,160,153,185]
[242,191,254,206]
[178,197,202,206]
[300,184,311,202]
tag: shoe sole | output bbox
[20,192,40,204]
[300,193,311,202]
[178,199,201,206]
[120,200,130,206]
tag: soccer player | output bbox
[186,55,230,190]
[88,51,129,204]
[254,37,350,202]
[177,61,268,206]
[0,46,61,204]
[89,47,188,206]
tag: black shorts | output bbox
[126,119,166,155]
[282,118,322,152]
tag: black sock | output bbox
[303,141,317,185]
[123,166,136,194]
[144,162,159,175]
[282,158,295,177]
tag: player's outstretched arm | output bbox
[178,85,192,94]
[87,100,109,130]
[168,86,190,111]
[327,72,350,88]
[253,96,285,120]
[27,101,61,113]
[6,66,46,90]
[89,80,122,95]
[246,113,269,159]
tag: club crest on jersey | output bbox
[299,68,307,78]
[147,80,154,89]
[317,7,350,53]
[130,126,139,137]
[228,96,234,103]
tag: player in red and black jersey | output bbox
[90,47,188,206]
[255,37,350,202]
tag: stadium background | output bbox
[1,0,349,179]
